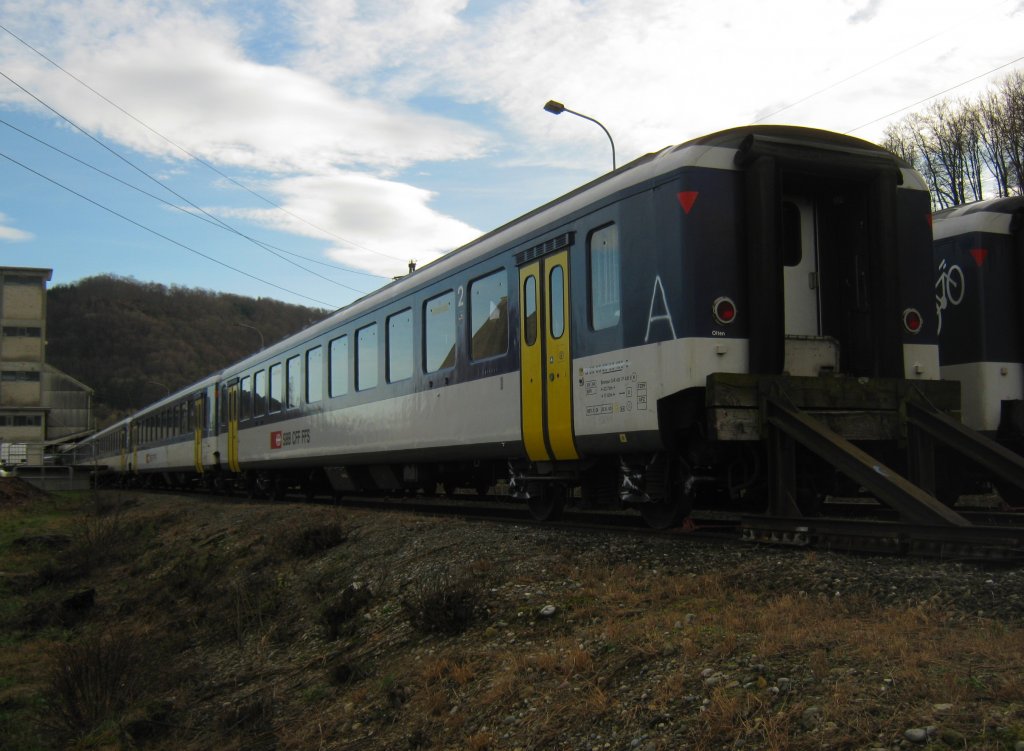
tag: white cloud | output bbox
[233,171,481,276]
[0,213,32,242]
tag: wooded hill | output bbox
[46,275,328,427]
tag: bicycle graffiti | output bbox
[935,258,965,335]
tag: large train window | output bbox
[523,276,538,346]
[387,309,413,383]
[285,355,301,409]
[269,363,283,413]
[240,376,252,420]
[470,270,508,360]
[588,224,620,330]
[424,291,456,372]
[254,370,267,416]
[306,346,323,403]
[357,324,379,390]
[329,335,349,397]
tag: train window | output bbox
[523,276,538,346]
[387,308,413,383]
[357,323,379,390]
[254,370,267,416]
[240,376,252,420]
[306,346,323,403]
[424,291,456,373]
[219,385,228,429]
[470,270,508,361]
[589,224,620,331]
[329,335,349,397]
[269,364,283,413]
[549,265,565,338]
[781,202,802,267]
[286,355,301,409]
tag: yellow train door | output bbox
[192,393,205,474]
[519,249,578,461]
[226,381,240,472]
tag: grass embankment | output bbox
[1,483,1023,750]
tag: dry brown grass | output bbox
[4,491,1024,751]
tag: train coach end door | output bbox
[519,249,578,462]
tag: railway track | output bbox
[136,485,1024,563]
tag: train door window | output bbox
[268,364,283,413]
[254,370,267,416]
[470,270,508,361]
[357,323,379,390]
[549,265,565,338]
[424,291,456,372]
[387,308,413,383]
[240,376,252,420]
[589,224,620,330]
[219,384,228,429]
[329,335,349,397]
[285,355,301,409]
[523,276,538,346]
[306,346,323,403]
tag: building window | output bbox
[357,324,378,391]
[589,224,620,331]
[285,355,301,409]
[2,327,41,337]
[424,291,456,373]
[387,308,413,383]
[306,346,322,404]
[470,270,508,361]
[329,336,348,397]
[0,371,40,382]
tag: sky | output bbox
[0,0,1022,311]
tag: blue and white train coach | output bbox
[73,125,948,527]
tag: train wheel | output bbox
[640,455,693,530]
[527,484,565,522]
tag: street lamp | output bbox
[235,322,265,351]
[544,100,617,171]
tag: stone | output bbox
[538,604,557,618]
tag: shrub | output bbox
[401,569,481,635]
[44,629,147,740]
[286,522,347,557]
[322,583,373,640]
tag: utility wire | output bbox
[0,21,407,265]
[846,53,1024,134]
[754,0,1015,124]
[0,68,384,293]
[0,148,337,307]
[0,115,379,294]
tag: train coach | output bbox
[74,124,985,528]
[932,196,1024,437]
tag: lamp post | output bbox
[235,322,265,351]
[544,100,617,171]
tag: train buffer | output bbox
[705,373,1024,560]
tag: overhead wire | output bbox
[0,148,337,307]
[845,53,1024,134]
[0,21,407,266]
[0,68,385,298]
[0,114,382,292]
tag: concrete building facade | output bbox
[0,267,93,466]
